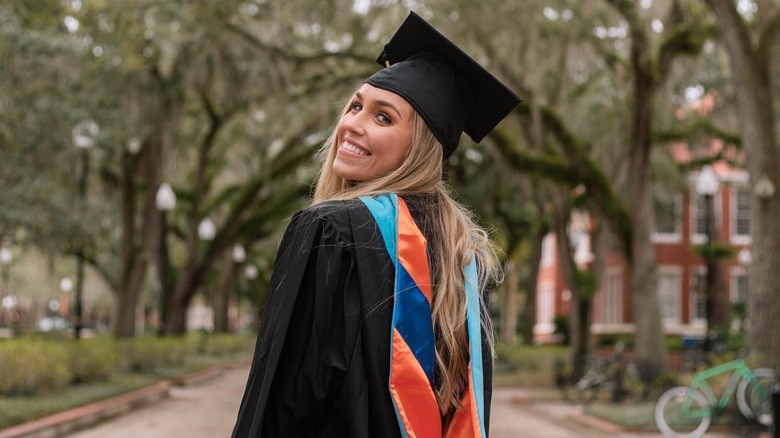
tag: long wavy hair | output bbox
[312,97,502,415]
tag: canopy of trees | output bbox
[1,0,778,369]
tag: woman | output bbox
[232,11,520,438]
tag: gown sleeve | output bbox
[232,207,362,437]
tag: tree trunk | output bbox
[705,0,780,368]
[627,160,667,367]
[553,194,592,369]
[214,254,235,334]
[501,261,518,344]
[519,226,545,345]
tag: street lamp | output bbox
[197,217,216,241]
[155,183,176,335]
[695,165,722,349]
[243,263,259,329]
[59,277,73,320]
[232,244,246,333]
[72,119,99,339]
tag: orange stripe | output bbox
[444,362,480,438]
[396,198,432,303]
[390,328,441,438]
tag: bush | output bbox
[201,333,254,356]
[116,336,196,372]
[67,337,117,383]
[0,339,71,395]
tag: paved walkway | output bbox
[66,365,759,438]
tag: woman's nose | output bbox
[342,112,366,134]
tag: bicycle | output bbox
[557,343,664,404]
[653,355,777,438]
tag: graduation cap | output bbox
[366,11,521,158]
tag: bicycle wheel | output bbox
[568,370,600,403]
[736,368,777,426]
[654,386,711,438]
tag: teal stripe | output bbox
[359,194,398,267]
[465,258,487,437]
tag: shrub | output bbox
[201,333,254,356]
[0,339,71,395]
[116,336,196,372]
[67,337,117,383]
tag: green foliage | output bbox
[67,337,117,383]
[693,241,736,260]
[0,339,71,395]
[115,337,197,372]
[200,333,254,356]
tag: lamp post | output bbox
[232,244,246,333]
[155,183,176,336]
[197,217,216,344]
[696,165,722,349]
[72,120,99,339]
[59,277,73,320]
[737,248,751,332]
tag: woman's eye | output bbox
[350,102,362,112]
[377,113,391,124]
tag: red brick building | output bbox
[534,161,752,343]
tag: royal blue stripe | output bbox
[395,264,435,385]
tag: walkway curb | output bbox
[0,381,172,438]
[0,357,253,438]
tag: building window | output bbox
[653,189,681,240]
[689,269,707,324]
[691,193,707,238]
[732,187,751,241]
[658,268,681,325]
[603,267,623,324]
[732,271,748,304]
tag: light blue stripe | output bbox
[359,194,398,267]
[465,258,487,437]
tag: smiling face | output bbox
[332,84,414,182]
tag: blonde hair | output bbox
[313,97,502,414]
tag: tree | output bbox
[704,0,780,368]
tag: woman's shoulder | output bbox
[296,199,367,221]
[284,199,375,236]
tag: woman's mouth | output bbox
[341,141,370,156]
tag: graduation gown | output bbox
[231,197,492,437]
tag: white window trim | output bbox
[729,185,752,245]
[657,265,683,327]
[653,193,683,243]
[688,266,707,326]
[690,190,722,244]
[729,265,748,303]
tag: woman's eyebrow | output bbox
[355,91,403,119]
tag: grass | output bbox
[493,343,569,387]
[0,373,158,429]
[0,350,252,431]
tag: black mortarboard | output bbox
[366,11,521,158]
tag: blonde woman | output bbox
[233,12,519,438]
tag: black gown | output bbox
[231,198,492,437]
